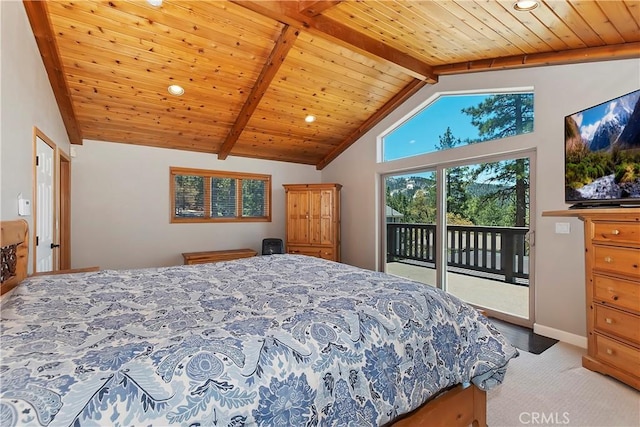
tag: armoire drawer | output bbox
[594,304,640,344]
[288,245,335,261]
[592,221,640,245]
[594,334,640,378]
[592,245,640,278]
[593,274,640,313]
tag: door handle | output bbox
[525,230,534,247]
[51,243,60,249]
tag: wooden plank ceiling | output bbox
[24,0,640,169]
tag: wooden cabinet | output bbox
[543,208,640,389]
[284,183,341,262]
[182,249,257,265]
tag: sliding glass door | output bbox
[443,157,531,323]
[383,153,534,326]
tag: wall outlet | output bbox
[555,222,571,234]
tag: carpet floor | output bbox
[487,342,640,427]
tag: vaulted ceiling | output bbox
[24,0,640,169]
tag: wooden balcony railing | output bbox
[387,223,529,285]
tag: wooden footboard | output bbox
[391,383,486,427]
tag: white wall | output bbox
[0,2,71,269]
[321,58,640,341]
[71,140,320,269]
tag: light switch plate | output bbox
[555,222,571,234]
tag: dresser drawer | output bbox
[594,334,640,378]
[594,304,640,344]
[593,245,640,278]
[594,274,640,313]
[592,221,640,245]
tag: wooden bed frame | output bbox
[0,219,487,427]
[1,219,29,295]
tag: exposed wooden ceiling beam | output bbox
[316,78,429,170]
[298,0,343,18]
[433,43,640,75]
[310,15,437,83]
[231,1,438,82]
[23,0,83,145]
[218,25,300,160]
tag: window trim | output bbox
[170,167,272,223]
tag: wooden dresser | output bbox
[283,183,341,262]
[543,208,639,389]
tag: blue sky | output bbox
[383,94,488,161]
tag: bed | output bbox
[0,219,517,427]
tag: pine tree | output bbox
[436,127,470,218]
[462,94,533,227]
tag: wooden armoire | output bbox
[283,183,341,262]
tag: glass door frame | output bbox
[379,149,537,328]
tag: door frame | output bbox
[59,151,72,270]
[379,148,537,328]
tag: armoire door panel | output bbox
[287,190,310,244]
[284,184,341,262]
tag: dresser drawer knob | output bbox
[605,318,613,324]
[611,229,620,235]
[604,256,613,263]
[606,348,614,355]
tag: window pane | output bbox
[174,175,204,217]
[242,179,267,217]
[211,178,236,217]
[385,171,437,270]
[382,92,534,162]
[171,167,271,223]
[459,158,530,227]
[445,158,530,319]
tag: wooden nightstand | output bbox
[182,249,257,265]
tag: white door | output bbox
[36,136,55,272]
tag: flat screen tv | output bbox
[565,89,640,208]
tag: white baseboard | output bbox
[533,323,587,349]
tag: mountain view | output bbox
[565,90,640,202]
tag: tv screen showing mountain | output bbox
[565,89,640,207]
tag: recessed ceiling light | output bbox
[513,1,539,11]
[147,0,163,7]
[305,114,316,123]
[168,84,184,96]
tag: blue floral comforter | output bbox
[0,254,517,426]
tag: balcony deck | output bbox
[386,261,529,319]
